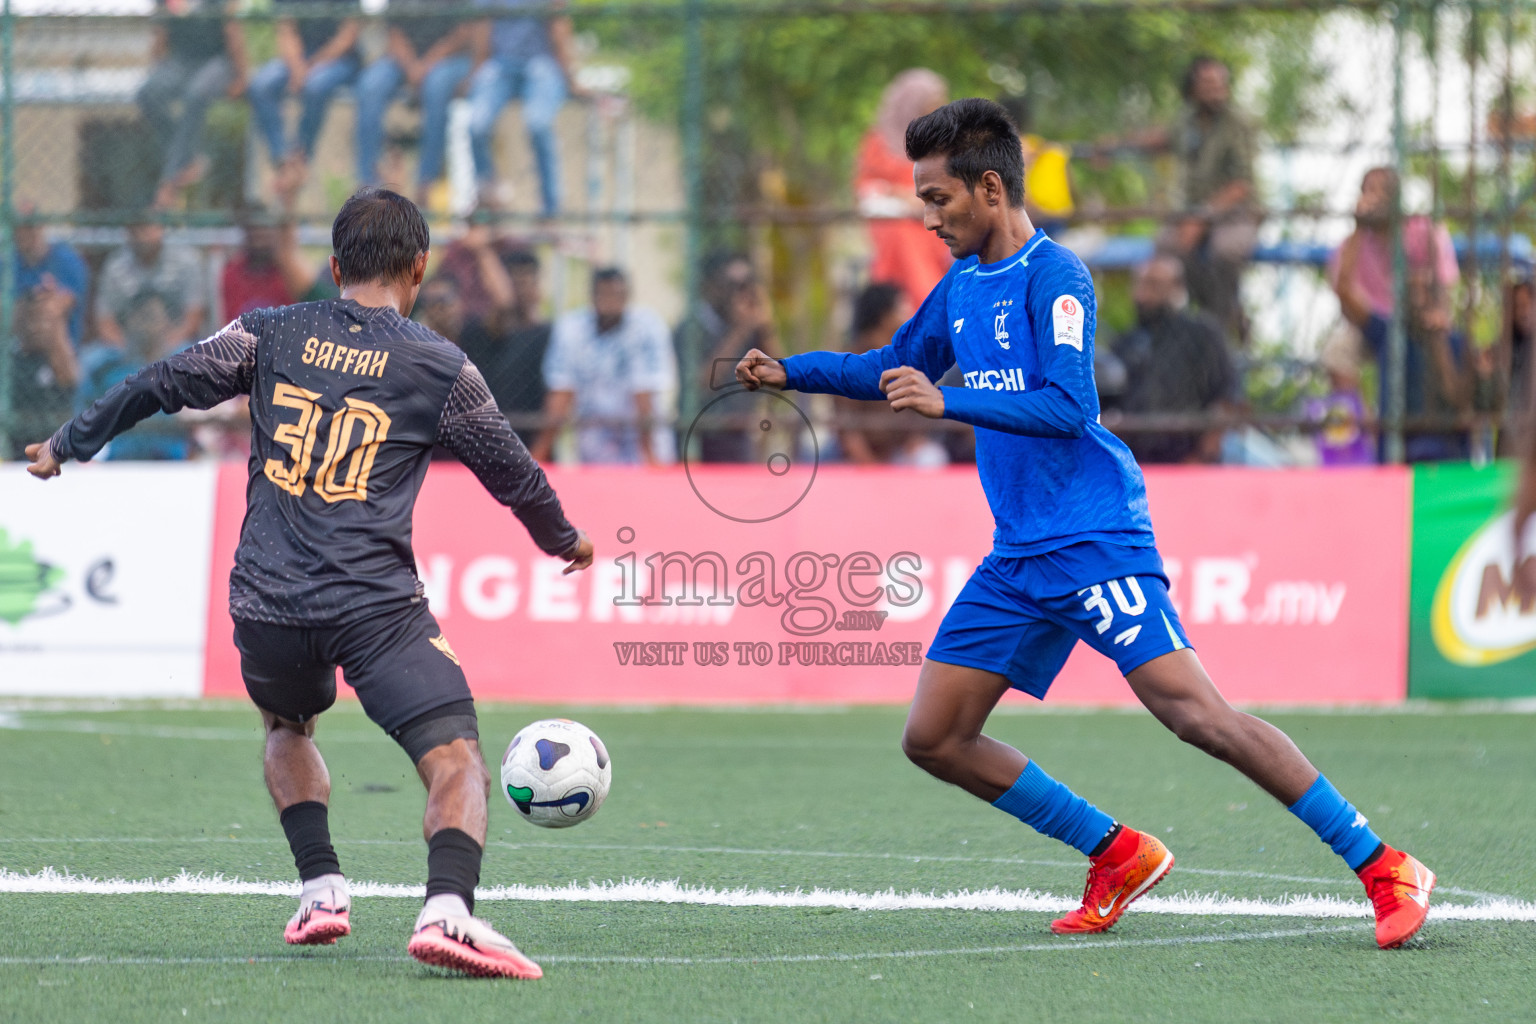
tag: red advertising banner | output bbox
[204,464,1410,706]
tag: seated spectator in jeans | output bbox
[1331,166,1487,461]
[95,217,207,350]
[221,213,317,318]
[75,291,194,461]
[533,267,677,465]
[354,6,473,191]
[139,0,248,210]
[467,0,583,216]
[1112,254,1237,464]
[837,282,948,467]
[673,251,782,462]
[12,202,89,349]
[7,282,80,459]
[246,0,360,204]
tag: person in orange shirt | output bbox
[855,69,953,310]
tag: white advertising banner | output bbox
[0,463,217,697]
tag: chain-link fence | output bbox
[2,0,1535,467]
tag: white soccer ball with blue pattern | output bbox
[501,718,611,828]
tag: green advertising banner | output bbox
[1409,461,1536,698]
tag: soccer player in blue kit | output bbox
[736,99,1435,948]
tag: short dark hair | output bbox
[1181,55,1228,100]
[852,282,905,336]
[701,249,751,284]
[905,98,1025,208]
[331,187,430,287]
[592,266,628,288]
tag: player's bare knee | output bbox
[1169,705,1237,759]
[901,723,957,772]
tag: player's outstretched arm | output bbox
[437,359,588,569]
[25,318,258,479]
[756,265,960,400]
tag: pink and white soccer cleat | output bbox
[284,898,351,945]
[407,913,543,979]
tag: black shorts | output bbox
[234,602,476,758]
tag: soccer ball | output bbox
[500,719,612,828]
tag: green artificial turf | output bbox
[0,701,1532,1023]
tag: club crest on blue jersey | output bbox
[992,299,1016,350]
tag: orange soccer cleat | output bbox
[1358,846,1435,949]
[1051,826,1174,935]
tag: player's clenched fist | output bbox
[735,348,787,391]
[24,441,62,480]
[880,366,945,418]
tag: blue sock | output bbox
[992,760,1116,857]
[1287,775,1382,871]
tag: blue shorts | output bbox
[926,541,1193,699]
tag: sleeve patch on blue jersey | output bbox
[1052,294,1085,350]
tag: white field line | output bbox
[0,836,1505,901]
[1,869,1532,922]
[0,924,1373,969]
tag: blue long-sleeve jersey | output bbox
[784,233,1155,557]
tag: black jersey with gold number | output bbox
[50,299,578,626]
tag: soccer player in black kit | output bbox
[24,188,591,980]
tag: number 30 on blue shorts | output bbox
[925,550,1193,699]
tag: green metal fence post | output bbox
[0,0,14,460]
[680,0,705,434]
[1385,0,1409,465]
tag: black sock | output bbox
[1088,822,1123,859]
[279,801,341,881]
[426,828,483,914]
[1355,842,1387,872]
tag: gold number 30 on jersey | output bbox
[264,383,392,503]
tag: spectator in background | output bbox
[1153,56,1258,340]
[75,291,193,461]
[433,220,529,327]
[12,202,89,349]
[95,218,206,349]
[1502,274,1533,425]
[246,0,360,204]
[1305,323,1375,466]
[138,0,248,210]
[1112,254,1237,464]
[1331,166,1481,461]
[534,267,677,465]
[855,69,952,311]
[417,244,550,443]
[673,251,781,462]
[221,213,318,318]
[467,0,584,217]
[355,5,473,191]
[487,249,553,436]
[837,282,948,467]
[6,283,80,459]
